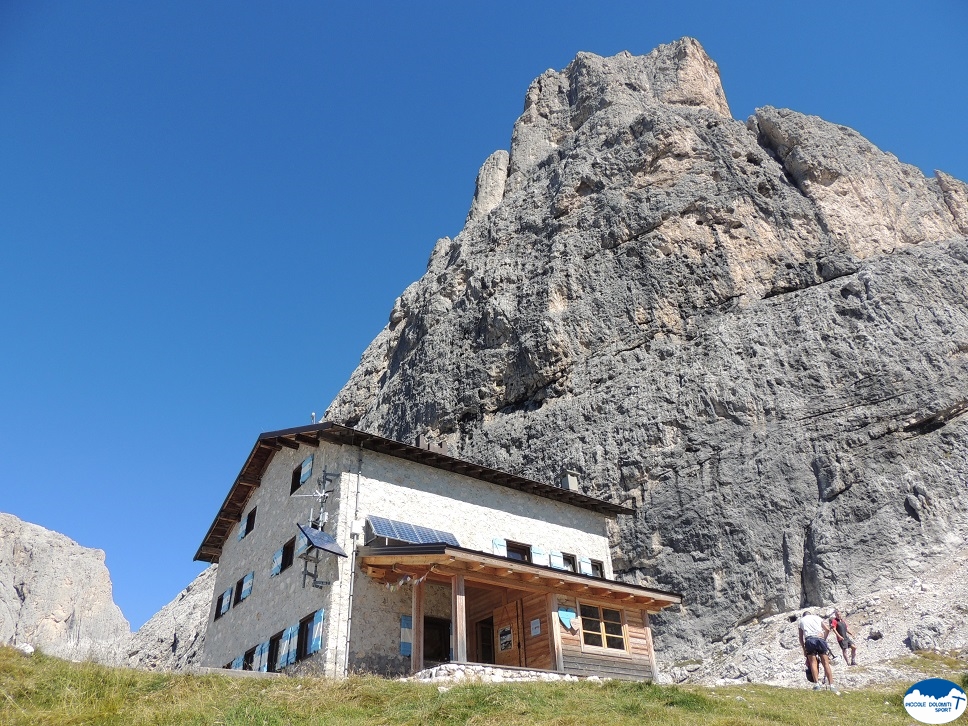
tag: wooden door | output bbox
[493,601,521,667]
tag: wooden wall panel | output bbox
[521,592,552,671]
[555,597,654,681]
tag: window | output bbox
[233,573,253,605]
[240,508,256,539]
[296,613,314,661]
[242,646,256,671]
[267,631,283,673]
[579,603,627,651]
[214,586,233,620]
[281,538,295,573]
[505,541,531,563]
[590,560,605,578]
[561,553,577,572]
[290,454,314,495]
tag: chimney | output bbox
[558,469,581,492]
[416,433,449,457]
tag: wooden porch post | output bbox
[548,593,564,672]
[452,574,467,663]
[411,579,425,673]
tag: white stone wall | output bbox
[354,449,612,571]
[202,440,354,671]
[202,438,615,676]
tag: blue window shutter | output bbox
[531,545,549,567]
[270,548,282,576]
[275,632,289,671]
[578,556,593,576]
[219,588,232,615]
[310,609,325,654]
[254,641,268,672]
[491,538,507,557]
[286,625,299,665]
[237,521,245,541]
[299,454,314,484]
[231,655,243,670]
[296,530,309,556]
[400,615,413,656]
[549,551,565,570]
[241,573,253,600]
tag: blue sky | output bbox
[1,2,966,631]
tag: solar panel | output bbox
[297,524,348,557]
[366,515,460,546]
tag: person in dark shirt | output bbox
[829,610,857,666]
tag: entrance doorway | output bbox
[424,616,451,663]
[476,617,495,664]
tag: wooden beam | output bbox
[548,593,564,672]
[260,441,282,451]
[294,434,319,447]
[452,574,467,663]
[411,579,425,674]
[275,437,299,450]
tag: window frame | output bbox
[561,553,577,572]
[242,646,256,671]
[267,631,283,673]
[590,559,605,578]
[296,612,315,662]
[577,601,630,656]
[241,508,257,538]
[280,538,295,573]
[505,541,532,563]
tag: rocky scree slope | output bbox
[326,38,968,662]
[0,512,130,664]
[123,565,215,671]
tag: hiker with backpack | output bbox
[798,609,839,694]
[829,610,858,666]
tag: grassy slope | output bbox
[1,647,963,726]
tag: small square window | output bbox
[505,541,531,563]
[579,603,627,651]
[590,560,605,578]
[561,553,577,572]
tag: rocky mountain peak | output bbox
[325,39,968,660]
[508,38,730,189]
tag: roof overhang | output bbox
[195,422,633,563]
[359,544,683,612]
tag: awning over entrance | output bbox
[360,543,681,676]
[359,543,682,611]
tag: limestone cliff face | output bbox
[325,38,968,658]
[0,512,130,663]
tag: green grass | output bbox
[0,646,960,725]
